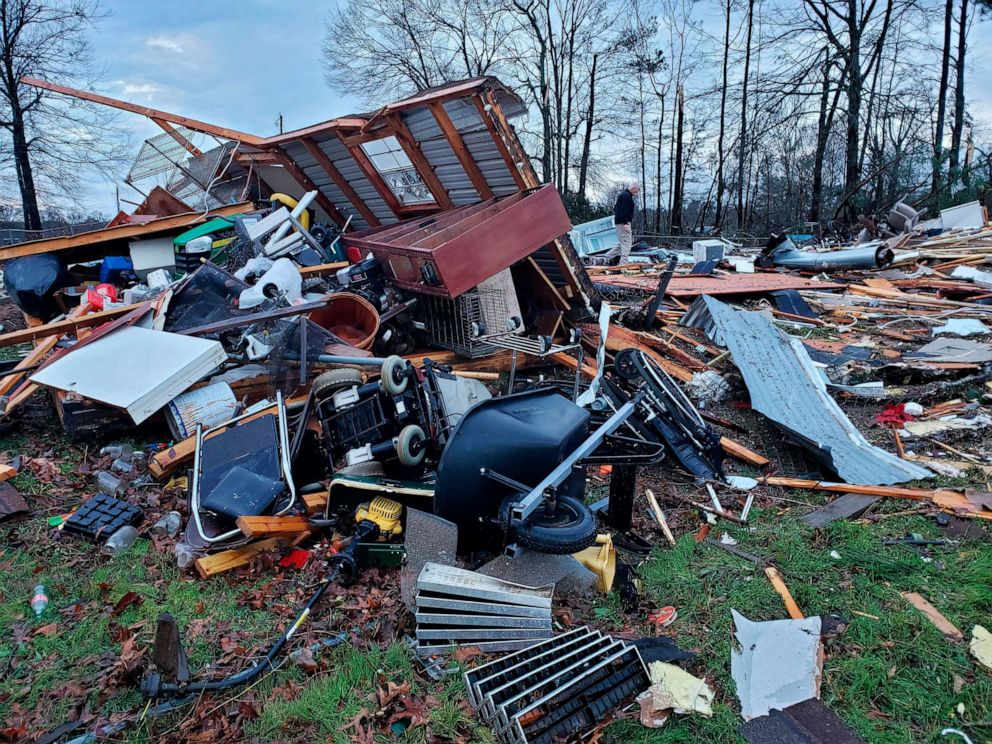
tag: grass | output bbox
[1,421,990,742]
[610,497,992,743]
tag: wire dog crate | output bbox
[414,269,523,358]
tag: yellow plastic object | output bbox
[269,193,311,232]
[572,534,616,593]
[355,497,403,541]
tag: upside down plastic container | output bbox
[309,292,380,350]
[165,382,238,440]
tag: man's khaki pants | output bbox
[605,223,632,263]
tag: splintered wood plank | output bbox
[900,592,963,640]
[236,515,312,539]
[194,538,287,579]
[800,493,880,529]
[720,437,769,467]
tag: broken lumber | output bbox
[764,566,804,620]
[236,514,312,539]
[800,494,880,529]
[720,437,769,467]
[760,476,992,521]
[578,322,693,382]
[194,537,287,579]
[900,592,963,640]
[0,301,150,348]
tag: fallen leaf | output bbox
[295,648,319,673]
[111,591,143,617]
[34,623,57,637]
[377,680,410,707]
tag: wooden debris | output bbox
[302,490,329,515]
[720,437,769,467]
[194,538,287,579]
[800,494,880,529]
[764,566,804,620]
[236,514,312,539]
[900,592,963,640]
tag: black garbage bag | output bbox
[3,254,69,321]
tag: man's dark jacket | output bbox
[614,190,634,225]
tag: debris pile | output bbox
[0,75,989,743]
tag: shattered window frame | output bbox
[360,135,436,206]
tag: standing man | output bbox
[608,182,640,265]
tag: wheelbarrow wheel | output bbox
[503,495,597,555]
[312,368,363,401]
[395,424,427,467]
[380,355,409,395]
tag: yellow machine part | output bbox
[269,193,311,232]
[355,497,403,541]
[573,534,617,593]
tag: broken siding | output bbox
[683,295,931,486]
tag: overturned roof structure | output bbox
[20,76,594,311]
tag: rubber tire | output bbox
[507,495,598,555]
[395,424,427,467]
[380,355,409,395]
[312,368,363,401]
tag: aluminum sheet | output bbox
[682,296,931,485]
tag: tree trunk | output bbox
[577,53,597,198]
[671,88,685,234]
[638,77,647,228]
[11,105,43,232]
[842,5,863,222]
[809,53,832,223]
[932,0,954,195]
[714,0,731,228]
[737,0,755,230]
[655,95,664,234]
[948,0,968,179]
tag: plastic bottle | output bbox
[151,511,182,538]
[111,458,134,474]
[94,470,124,498]
[174,542,199,569]
[31,584,48,617]
[103,526,139,556]
[100,443,134,461]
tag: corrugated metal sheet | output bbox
[272,92,519,225]
[682,295,931,486]
[282,141,370,229]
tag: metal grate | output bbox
[416,283,520,358]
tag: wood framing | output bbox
[428,101,494,199]
[336,133,403,217]
[22,77,266,146]
[0,202,253,261]
[300,138,381,227]
[151,118,203,157]
[385,113,454,209]
[268,149,348,228]
[471,96,528,189]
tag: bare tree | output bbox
[0,0,125,231]
[947,0,969,180]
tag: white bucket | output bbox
[165,382,238,440]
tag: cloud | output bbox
[145,34,184,54]
[116,81,161,100]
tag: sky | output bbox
[84,0,366,214]
[76,0,992,216]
